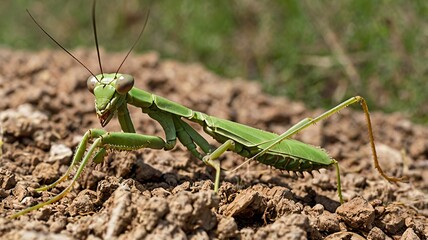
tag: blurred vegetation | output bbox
[0,0,427,123]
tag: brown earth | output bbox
[0,49,427,239]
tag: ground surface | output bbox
[0,49,427,239]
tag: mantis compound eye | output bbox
[115,74,134,94]
[87,76,98,94]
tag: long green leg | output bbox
[35,129,105,192]
[174,117,212,158]
[174,117,234,192]
[170,116,235,192]
[202,140,235,192]
[10,129,166,218]
[148,111,177,150]
[177,119,212,154]
[231,96,403,203]
[251,96,404,182]
[10,135,102,218]
[333,160,343,204]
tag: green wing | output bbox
[204,116,332,165]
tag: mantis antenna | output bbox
[114,9,151,78]
[26,10,98,81]
[92,0,104,79]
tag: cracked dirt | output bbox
[0,49,427,239]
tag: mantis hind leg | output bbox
[237,96,404,203]
[254,96,404,182]
[333,160,343,204]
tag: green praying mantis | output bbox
[10,1,404,218]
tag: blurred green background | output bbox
[1,0,427,123]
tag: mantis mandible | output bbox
[10,1,405,218]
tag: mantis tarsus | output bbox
[10,1,405,218]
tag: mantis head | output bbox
[27,0,148,127]
[87,73,134,127]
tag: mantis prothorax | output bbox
[10,1,405,218]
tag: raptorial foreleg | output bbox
[10,129,166,218]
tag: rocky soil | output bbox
[0,49,427,239]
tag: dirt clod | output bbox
[254,214,310,239]
[367,227,393,240]
[376,204,407,235]
[317,210,341,233]
[33,162,60,184]
[48,144,73,165]
[325,231,366,240]
[68,189,97,216]
[0,168,16,190]
[336,196,375,230]
[140,197,169,232]
[402,228,421,240]
[217,216,238,239]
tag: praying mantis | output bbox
[10,1,404,218]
